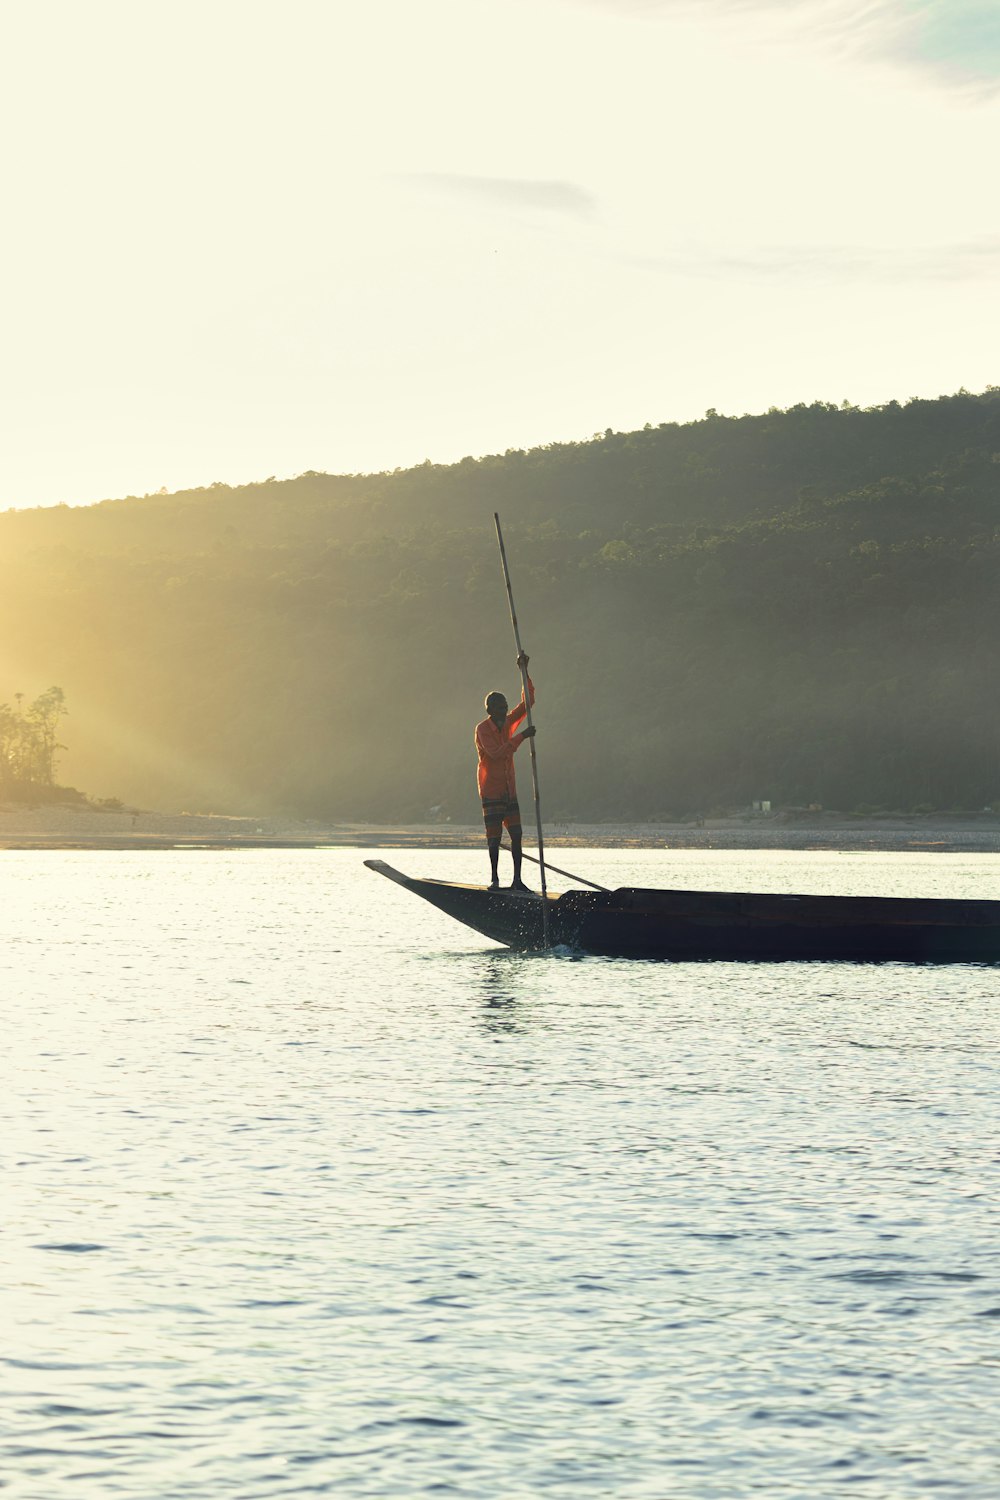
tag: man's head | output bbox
[485,691,508,723]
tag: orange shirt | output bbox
[475,678,535,801]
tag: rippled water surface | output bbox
[2,848,999,1498]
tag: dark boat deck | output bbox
[365,860,1000,963]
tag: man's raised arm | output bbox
[508,652,536,729]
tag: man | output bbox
[475,651,536,891]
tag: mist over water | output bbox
[2,849,999,1498]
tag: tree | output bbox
[0,687,68,790]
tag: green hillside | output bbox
[2,388,998,819]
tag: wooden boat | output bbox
[364,859,1000,962]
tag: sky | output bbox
[1,0,998,509]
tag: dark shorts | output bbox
[482,796,521,840]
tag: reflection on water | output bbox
[475,949,543,1033]
[1,848,999,1499]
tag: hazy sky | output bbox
[2,0,998,508]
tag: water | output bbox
[2,848,999,1498]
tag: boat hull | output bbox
[364,861,1000,963]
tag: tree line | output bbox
[0,389,997,818]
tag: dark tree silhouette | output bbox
[0,687,67,791]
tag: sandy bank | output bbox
[2,804,999,853]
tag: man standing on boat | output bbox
[476,652,536,891]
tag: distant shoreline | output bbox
[2,805,999,853]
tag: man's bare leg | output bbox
[509,826,528,890]
[487,836,501,889]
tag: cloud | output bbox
[643,234,1000,282]
[402,174,599,221]
[883,0,1000,92]
[571,0,1000,93]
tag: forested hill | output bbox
[2,388,998,819]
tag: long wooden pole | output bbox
[494,513,549,946]
[504,844,609,893]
